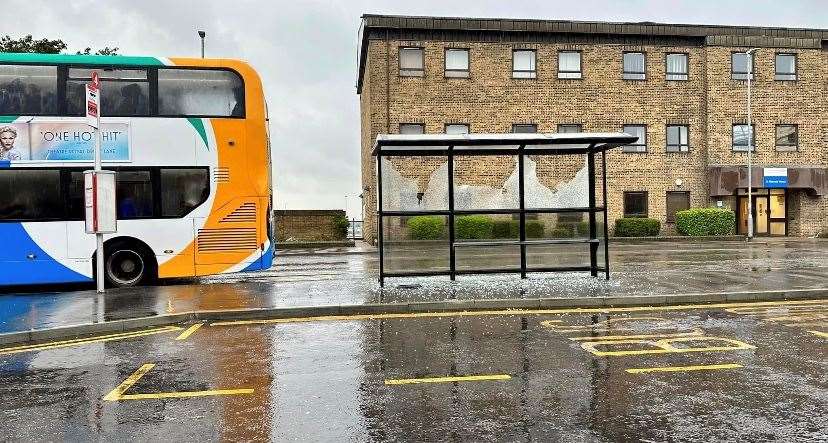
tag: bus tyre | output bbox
[104,243,154,288]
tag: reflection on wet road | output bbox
[1,300,825,441]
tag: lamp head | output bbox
[198,30,206,38]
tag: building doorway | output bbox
[736,189,787,236]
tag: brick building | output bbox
[357,15,828,243]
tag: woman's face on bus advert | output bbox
[0,130,16,150]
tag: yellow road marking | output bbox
[210,299,827,327]
[568,330,704,341]
[385,374,511,385]
[626,363,743,374]
[175,323,204,341]
[104,363,254,402]
[104,363,156,401]
[808,330,828,338]
[0,326,182,356]
[581,337,755,357]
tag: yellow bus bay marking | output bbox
[581,336,755,357]
[385,374,511,385]
[626,363,743,374]
[0,326,182,356]
[175,323,204,341]
[104,363,254,401]
[808,330,828,338]
[209,299,827,327]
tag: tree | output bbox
[76,47,120,56]
[0,35,118,55]
[0,35,66,53]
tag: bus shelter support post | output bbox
[518,148,527,279]
[587,148,598,278]
[377,156,384,287]
[602,150,610,280]
[448,148,456,281]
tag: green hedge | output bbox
[456,215,494,239]
[408,216,445,240]
[675,208,735,236]
[492,220,519,238]
[526,221,545,238]
[615,218,661,237]
[332,215,350,239]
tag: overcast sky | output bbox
[4,0,826,218]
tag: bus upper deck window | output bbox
[158,69,243,118]
[66,68,149,117]
[0,65,58,115]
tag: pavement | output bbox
[0,299,825,441]
[1,238,828,341]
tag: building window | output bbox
[399,123,425,134]
[399,47,424,77]
[445,48,469,78]
[775,53,796,81]
[622,52,646,80]
[512,124,537,133]
[558,51,582,79]
[623,191,648,218]
[775,124,798,151]
[445,123,470,134]
[666,191,690,223]
[665,53,688,80]
[731,52,755,80]
[666,125,689,152]
[732,124,755,151]
[512,50,536,79]
[557,124,582,133]
[622,125,647,153]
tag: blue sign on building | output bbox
[763,167,788,188]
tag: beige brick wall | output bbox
[360,38,827,242]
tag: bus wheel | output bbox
[104,244,153,287]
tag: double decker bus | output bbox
[0,53,273,287]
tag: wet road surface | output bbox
[1,299,825,441]
[2,239,828,334]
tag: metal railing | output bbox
[347,219,364,240]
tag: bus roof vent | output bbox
[220,202,257,223]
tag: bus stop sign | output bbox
[86,71,100,128]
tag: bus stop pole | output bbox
[94,90,104,293]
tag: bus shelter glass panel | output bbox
[524,154,590,209]
[454,213,521,272]
[380,156,448,211]
[382,215,449,273]
[453,155,519,210]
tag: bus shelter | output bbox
[372,133,636,286]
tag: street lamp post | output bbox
[198,30,206,58]
[746,48,759,240]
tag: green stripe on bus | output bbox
[188,118,210,149]
[0,116,17,123]
[0,53,164,66]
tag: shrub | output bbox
[408,216,445,240]
[575,221,605,236]
[675,208,735,236]
[549,224,574,238]
[455,215,494,239]
[332,214,350,239]
[614,218,661,237]
[525,220,545,238]
[492,220,519,239]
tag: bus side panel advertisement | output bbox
[0,122,130,162]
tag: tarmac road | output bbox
[1,298,825,442]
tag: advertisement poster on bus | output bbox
[25,122,130,161]
[0,123,31,161]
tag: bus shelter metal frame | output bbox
[372,133,637,287]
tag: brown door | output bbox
[737,197,749,235]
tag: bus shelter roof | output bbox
[372,132,638,156]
